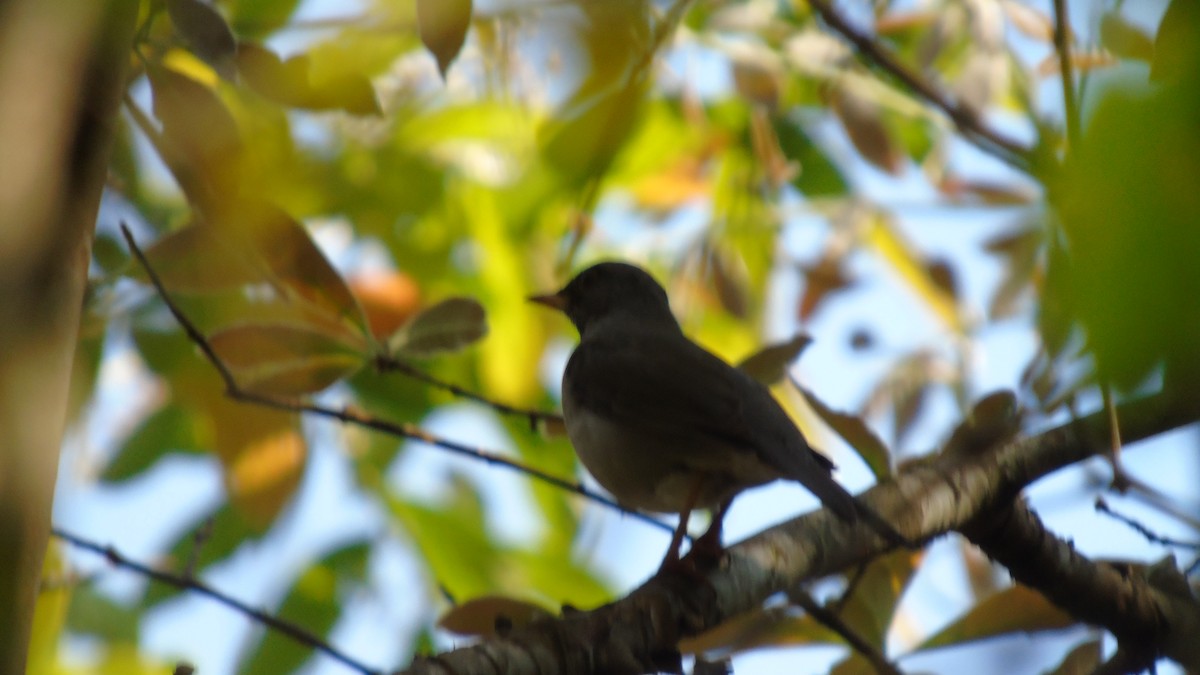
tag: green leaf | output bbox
[103,404,209,483]
[737,334,813,386]
[167,0,237,79]
[209,322,366,395]
[238,542,371,675]
[773,113,848,197]
[794,383,893,480]
[387,297,487,357]
[225,0,301,37]
[236,43,380,115]
[914,584,1074,651]
[438,595,554,638]
[66,586,141,642]
[836,549,922,649]
[417,0,472,78]
[388,494,498,600]
[141,223,261,294]
[147,64,243,205]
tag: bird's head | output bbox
[529,262,678,336]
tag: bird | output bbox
[530,261,908,569]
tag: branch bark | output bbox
[395,391,1200,674]
[0,0,137,670]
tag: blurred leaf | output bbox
[983,224,1041,321]
[680,606,839,655]
[1099,12,1155,64]
[232,204,370,334]
[1151,0,1200,83]
[389,495,498,600]
[147,62,242,206]
[773,113,848,197]
[224,0,301,37]
[1001,2,1053,42]
[438,595,554,638]
[28,541,69,674]
[142,223,259,293]
[914,584,1074,651]
[143,504,257,608]
[167,0,237,78]
[798,254,855,321]
[737,334,812,386]
[794,383,892,480]
[1051,61,1200,389]
[350,271,422,340]
[103,403,209,482]
[223,425,306,529]
[892,378,931,449]
[542,79,648,186]
[1045,639,1102,675]
[417,0,472,78]
[830,78,904,175]
[387,297,487,357]
[238,542,370,675]
[66,585,141,642]
[236,43,381,115]
[837,549,923,649]
[209,322,366,395]
[865,212,962,333]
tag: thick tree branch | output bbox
[962,500,1200,671]
[395,391,1200,674]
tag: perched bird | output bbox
[530,262,907,568]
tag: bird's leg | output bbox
[657,477,705,574]
[690,497,733,563]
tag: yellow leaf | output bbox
[865,212,963,333]
[226,427,306,530]
[914,584,1075,651]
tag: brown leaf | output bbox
[737,335,813,386]
[829,79,904,175]
[798,254,854,321]
[388,297,487,357]
[167,0,237,78]
[418,0,472,78]
[209,322,366,395]
[914,584,1075,651]
[794,382,893,480]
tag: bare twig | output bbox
[1052,0,1080,151]
[50,527,379,675]
[789,587,904,675]
[1095,498,1200,553]
[805,0,1033,172]
[373,354,563,428]
[119,224,673,535]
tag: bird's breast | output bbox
[562,381,745,513]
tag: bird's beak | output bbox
[527,291,567,312]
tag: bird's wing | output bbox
[565,330,771,468]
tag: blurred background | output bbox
[31,0,1200,673]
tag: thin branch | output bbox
[805,0,1033,172]
[373,354,563,428]
[50,527,379,675]
[119,224,673,536]
[789,587,904,675]
[1052,0,1081,151]
[1095,498,1200,553]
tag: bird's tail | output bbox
[802,472,914,549]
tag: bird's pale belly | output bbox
[562,398,760,513]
